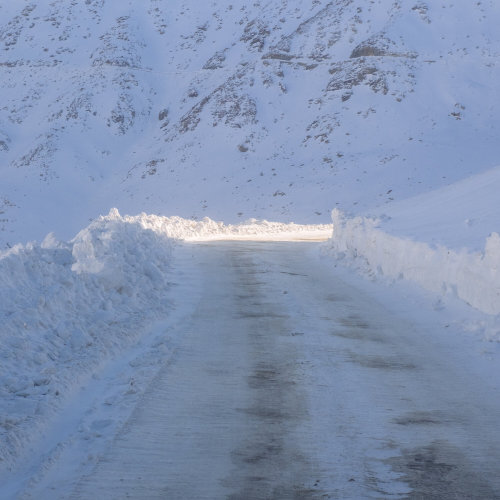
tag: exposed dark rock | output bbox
[351,45,387,58]
[327,61,386,94]
[203,49,228,70]
[241,19,270,52]
[158,108,168,121]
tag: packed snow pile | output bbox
[327,167,500,319]
[0,208,330,469]
[327,209,500,317]
[365,165,500,253]
[118,211,332,241]
[0,209,173,469]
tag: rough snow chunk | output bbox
[328,210,500,316]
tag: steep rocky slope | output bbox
[1,0,499,246]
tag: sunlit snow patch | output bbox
[0,208,330,472]
[114,209,333,242]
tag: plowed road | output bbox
[8,242,500,499]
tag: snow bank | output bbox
[0,209,173,469]
[327,209,500,317]
[116,212,332,241]
[0,208,330,469]
[365,165,500,253]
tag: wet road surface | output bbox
[28,242,500,498]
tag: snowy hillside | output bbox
[325,165,500,316]
[2,2,500,491]
[1,0,500,246]
[368,165,500,252]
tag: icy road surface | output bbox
[9,241,500,499]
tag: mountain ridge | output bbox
[1,0,499,246]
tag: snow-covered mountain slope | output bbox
[368,165,500,252]
[324,164,500,317]
[1,0,499,246]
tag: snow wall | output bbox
[0,208,331,468]
[0,209,174,467]
[327,209,500,316]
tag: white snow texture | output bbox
[0,209,330,469]
[326,166,500,318]
[0,210,172,467]
[328,209,500,317]
[2,0,500,483]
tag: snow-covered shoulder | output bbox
[365,165,500,252]
[326,169,500,320]
[0,208,330,473]
[0,210,174,472]
[116,209,332,242]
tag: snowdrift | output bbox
[327,209,500,316]
[365,165,500,253]
[116,212,332,241]
[0,209,173,468]
[0,208,330,469]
